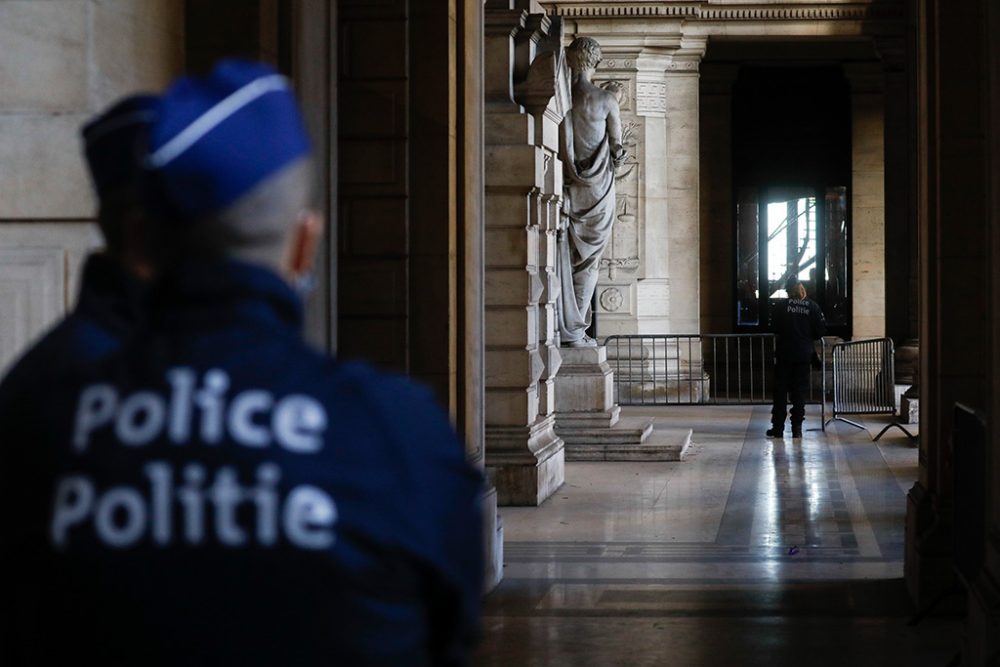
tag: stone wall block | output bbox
[91,0,184,107]
[486,270,536,306]
[486,145,545,188]
[0,115,94,219]
[485,193,531,228]
[0,1,88,112]
[486,348,544,387]
[485,227,532,264]
[485,112,534,146]
[485,388,534,427]
[486,307,538,347]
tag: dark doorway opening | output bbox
[732,66,852,337]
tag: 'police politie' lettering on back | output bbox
[52,368,338,552]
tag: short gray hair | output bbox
[158,158,313,268]
[567,37,602,72]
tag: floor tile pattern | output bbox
[477,406,958,667]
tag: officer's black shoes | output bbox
[791,429,803,439]
[766,427,783,438]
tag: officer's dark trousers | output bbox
[771,361,810,431]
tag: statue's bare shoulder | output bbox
[572,80,618,122]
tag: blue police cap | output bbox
[146,60,311,220]
[81,95,157,199]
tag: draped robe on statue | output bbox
[558,115,617,346]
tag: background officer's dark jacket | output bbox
[771,297,826,363]
[0,253,140,403]
[0,259,483,667]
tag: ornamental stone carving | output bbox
[636,81,667,115]
[599,287,625,312]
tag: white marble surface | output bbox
[499,404,918,563]
[0,223,101,375]
[482,406,939,667]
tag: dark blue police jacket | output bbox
[771,297,826,364]
[0,258,483,667]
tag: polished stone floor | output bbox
[476,406,961,667]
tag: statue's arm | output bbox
[606,99,627,167]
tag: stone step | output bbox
[561,419,693,462]
[558,415,653,446]
[615,380,710,404]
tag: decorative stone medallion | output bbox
[599,287,625,312]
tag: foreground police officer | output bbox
[1,61,483,666]
[767,277,826,438]
[0,95,154,407]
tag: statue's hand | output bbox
[612,144,629,169]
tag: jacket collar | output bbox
[151,257,303,333]
[76,253,145,337]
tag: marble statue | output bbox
[558,36,627,347]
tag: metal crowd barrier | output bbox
[824,337,914,441]
[604,334,821,407]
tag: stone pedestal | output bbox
[487,416,565,506]
[555,346,690,461]
[555,346,621,428]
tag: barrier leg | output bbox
[825,416,867,432]
[873,422,917,443]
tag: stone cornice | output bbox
[700,3,903,21]
[552,3,699,17]
[544,2,904,22]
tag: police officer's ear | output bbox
[121,204,155,280]
[283,209,324,281]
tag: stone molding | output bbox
[552,3,699,17]
[545,2,904,22]
[599,256,640,278]
[698,4,903,21]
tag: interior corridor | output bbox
[476,406,961,666]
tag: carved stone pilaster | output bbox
[484,7,566,506]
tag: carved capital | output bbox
[514,13,551,80]
[485,8,530,106]
[666,56,701,74]
[484,8,527,37]
[513,16,572,121]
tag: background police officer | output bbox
[0,95,155,407]
[767,276,826,438]
[2,61,483,666]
